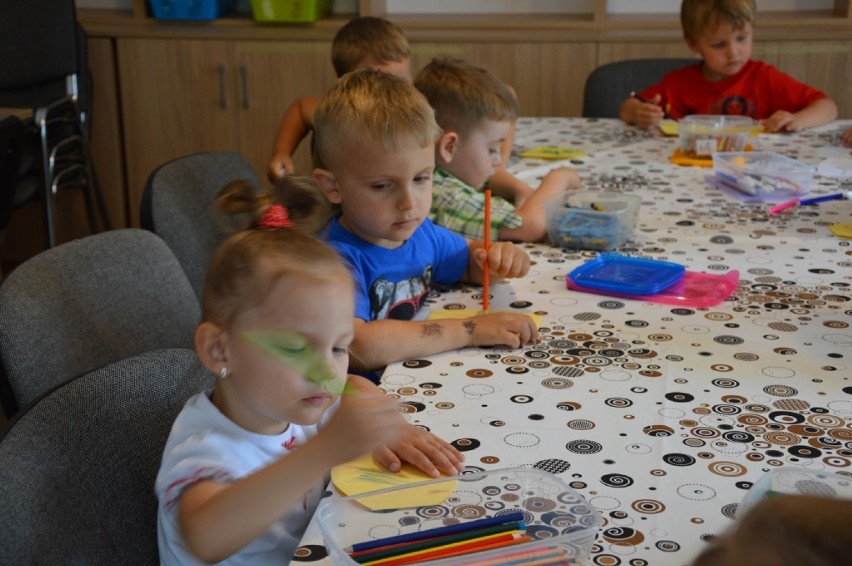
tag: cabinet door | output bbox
[235,41,337,178]
[117,38,240,224]
[410,41,597,119]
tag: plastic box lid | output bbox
[567,254,685,296]
[317,467,603,566]
[567,269,739,308]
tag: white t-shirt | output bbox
[156,390,327,565]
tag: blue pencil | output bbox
[345,511,526,554]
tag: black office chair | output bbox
[0,229,200,417]
[0,348,214,564]
[0,0,111,248]
[0,115,27,241]
[141,151,262,298]
[582,58,696,118]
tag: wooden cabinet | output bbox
[116,37,336,222]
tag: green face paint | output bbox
[241,329,345,395]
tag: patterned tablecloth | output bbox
[295,118,852,566]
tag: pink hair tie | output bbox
[258,204,293,229]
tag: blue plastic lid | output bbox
[567,254,686,295]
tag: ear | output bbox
[436,131,459,167]
[686,39,700,55]
[196,321,228,376]
[313,168,343,205]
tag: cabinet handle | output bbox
[218,64,228,109]
[240,64,249,109]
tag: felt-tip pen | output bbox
[768,191,852,215]
[630,91,675,120]
[798,191,852,206]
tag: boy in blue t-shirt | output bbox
[312,69,538,376]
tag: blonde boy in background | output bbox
[620,0,837,132]
[267,16,412,180]
[312,69,538,377]
[415,57,580,243]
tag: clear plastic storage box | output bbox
[545,191,640,251]
[317,467,603,565]
[712,151,813,196]
[738,468,852,518]
[678,115,754,157]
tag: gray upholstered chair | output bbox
[0,228,199,416]
[140,151,262,298]
[0,348,213,564]
[582,58,696,118]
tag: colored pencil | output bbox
[472,546,570,566]
[483,189,492,311]
[345,511,525,553]
[350,521,526,563]
[363,533,533,566]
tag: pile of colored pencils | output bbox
[344,512,579,566]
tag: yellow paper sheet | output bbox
[519,146,587,160]
[428,309,542,328]
[331,454,456,511]
[659,122,766,137]
[829,224,852,239]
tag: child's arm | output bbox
[844,127,852,148]
[619,94,665,129]
[497,167,581,242]
[762,97,839,133]
[348,313,538,373]
[176,376,404,563]
[267,95,321,181]
[487,167,535,209]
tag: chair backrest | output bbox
[140,151,262,298]
[582,58,696,118]
[0,0,87,110]
[0,348,214,564]
[0,228,200,415]
[0,115,25,232]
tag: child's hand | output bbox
[762,111,798,133]
[474,241,530,279]
[843,127,852,148]
[267,154,295,183]
[633,94,665,129]
[372,424,465,478]
[540,167,581,194]
[467,312,538,349]
[321,376,406,462]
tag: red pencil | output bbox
[483,189,491,311]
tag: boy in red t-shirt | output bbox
[620,0,838,133]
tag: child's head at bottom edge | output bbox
[690,494,852,566]
[196,178,356,435]
[312,69,443,249]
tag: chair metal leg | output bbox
[35,107,56,248]
[34,96,112,246]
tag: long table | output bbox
[295,118,852,566]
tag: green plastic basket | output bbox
[250,0,330,22]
